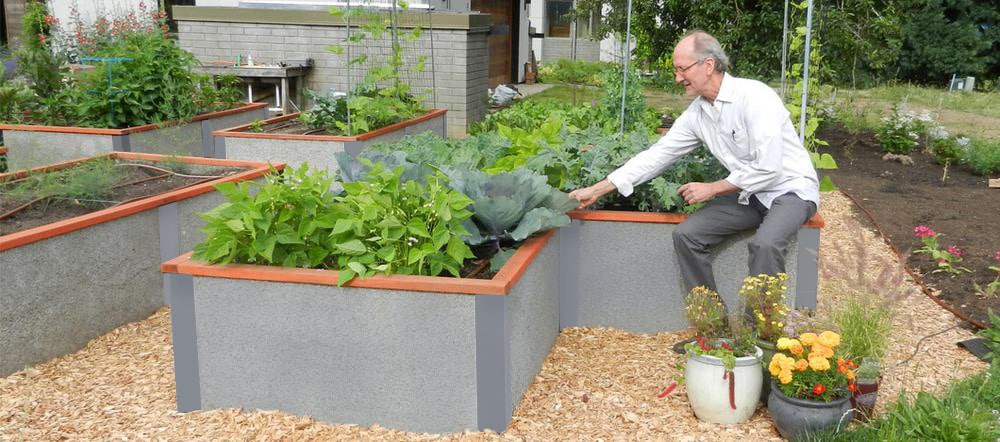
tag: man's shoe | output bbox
[672,337,697,355]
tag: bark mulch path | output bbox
[0,192,988,440]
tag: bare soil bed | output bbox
[820,124,999,327]
[1,160,244,235]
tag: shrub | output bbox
[537,59,611,86]
[963,137,1000,176]
[875,103,922,155]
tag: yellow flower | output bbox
[777,337,793,350]
[789,341,804,356]
[799,332,818,346]
[794,358,809,371]
[809,356,831,371]
[846,370,855,381]
[779,370,793,384]
[818,331,841,348]
[811,344,835,359]
[769,359,782,376]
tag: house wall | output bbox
[173,6,489,137]
[47,0,146,29]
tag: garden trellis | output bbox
[609,0,816,139]
[339,0,439,136]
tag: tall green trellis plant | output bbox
[785,1,838,192]
[316,1,431,136]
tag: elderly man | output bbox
[569,30,819,297]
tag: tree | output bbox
[897,0,997,84]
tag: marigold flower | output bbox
[777,337,793,350]
[817,331,841,348]
[779,370,793,384]
[794,358,809,371]
[789,341,804,356]
[813,384,826,395]
[846,370,855,381]
[799,332,818,346]
[811,344,834,359]
[769,359,782,376]
[809,356,831,371]
[848,382,858,393]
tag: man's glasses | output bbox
[675,58,706,74]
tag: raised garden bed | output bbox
[0,103,268,171]
[0,152,279,377]
[212,109,448,171]
[160,229,560,434]
[559,210,825,334]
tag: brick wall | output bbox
[540,37,600,63]
[176,20,488,137]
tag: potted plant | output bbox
[1,2,266,170]
[739,272,792,401]
[820,225,908,421]
[766,331,856,440]
[0,152,277,377]
[211,4,446,172]
[683,286,763,424]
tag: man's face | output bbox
[673,42,713,97]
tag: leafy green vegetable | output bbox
[443,167,577,245]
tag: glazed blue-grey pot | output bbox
[767,380,853,441]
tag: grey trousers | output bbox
[672,192,817,294]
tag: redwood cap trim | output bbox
[569,209,825,229]
[0,102,267,135]
[213,109,448,141]
[0,152,284,251]
[161,229,555,296]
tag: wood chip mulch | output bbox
[1,191,988,440]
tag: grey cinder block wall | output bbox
[541,38,601,63]
[173,7,489,137]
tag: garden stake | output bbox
[80,57,134,125]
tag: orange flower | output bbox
[794,358,809,372]
[789,342,804,356]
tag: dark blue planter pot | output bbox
[767,380,853,441]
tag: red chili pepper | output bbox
[657,382,677,398]
[813,383,826,395]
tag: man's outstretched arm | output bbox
[568,179,618,209]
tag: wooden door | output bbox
[472,0,513,87]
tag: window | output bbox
[546,0,571,37]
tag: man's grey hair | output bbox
[680,30,730,73]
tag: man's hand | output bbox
[569,180,617,209]
[678,180,738,204]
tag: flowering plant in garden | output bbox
[876,103,924,155]
[683,287,757,370]
[738,273,790,343]
[976,251,1000,299]
[769,331,856,401]
[51,2,169,61]
[912,225,971,275]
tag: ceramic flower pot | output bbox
[684,346,763,424]
[756,338,777,402]
[767,380,853,441]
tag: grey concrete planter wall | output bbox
[0,102,268,170]
[160,229,560,434]
[213,109,448,172]
[0,152,278,377]
[559,210,825,334]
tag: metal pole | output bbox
[780,0,790,100]
[428,9,437,108]
[391,0,401,99]
[797,0,813,147]
[345,0,353,136]
[619,0,633,135]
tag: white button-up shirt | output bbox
[607,73,820,209]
